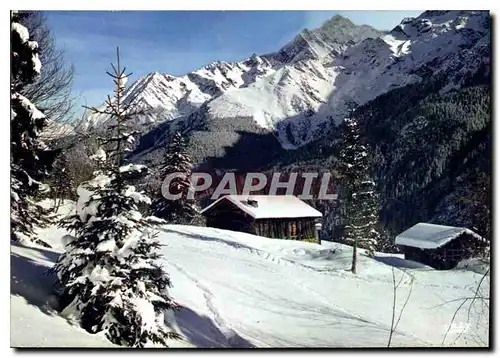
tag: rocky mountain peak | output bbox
[316,14,356,33]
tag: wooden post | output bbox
[351,240,357,274]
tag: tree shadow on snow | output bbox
[373,255,431,270]
[159,227,252,251]
[10,250,58,316]
[174,306,254,348]
[11,240,60,263]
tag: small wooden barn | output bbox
[200,195,323,241]
[395,223,489,270]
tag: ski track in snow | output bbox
[284,267,427,344]
[176,227,429,345]
[159,226,480,347]
[166,261,245,348]
[166,226,474,292]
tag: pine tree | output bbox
[50,153,75,211]
[51,48,180,347]
[151,132,201,225]
[11,10,55,246]
[337,114,381,273]
[458,171,491,245]
[377,227,400,254]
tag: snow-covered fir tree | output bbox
[151,132,201,225]
[337,114,381,273]
[11,10,55,246]
[51,48,180,347]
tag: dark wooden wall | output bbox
[254,217,317,240]
[204,200,255,234]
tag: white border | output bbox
[0,0,497,10]
[2,1,498,357]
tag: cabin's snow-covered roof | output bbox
[200,195,323,219]
[395,223,485,250]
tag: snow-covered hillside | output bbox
[82,11,489,150]
[148,226,489,347]
[11,201,489,348]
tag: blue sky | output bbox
[44,10,423,115]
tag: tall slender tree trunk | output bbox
[351,240,358,274]
[56,196,63,212]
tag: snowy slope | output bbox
[272,15,381,64]
[10,240,194,348]
[12,202,489,348]
[155,225,489,348]
[326,10,489,107]
[206,59,339,148]
[39,119,76,140]
[10,201,193,348]
[10,242,116,348]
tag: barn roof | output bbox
[395,223,486,250]
[200,195,323,219]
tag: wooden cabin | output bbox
[200,195,323,242]
[395,223,489,270]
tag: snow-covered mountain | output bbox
[81,15,382,135]
[81,57,277,130]
[40,119,76,140]
[203,10,489,148]
[82,11,490,150]
[81,54,280,131]
[269,15,382,64]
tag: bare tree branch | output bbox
[442,266,490,346]
[19,11,76,124]
[388,267,414,347]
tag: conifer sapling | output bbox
[338,114,382,273]
[51,47,180,347]
[151,131,201,225]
